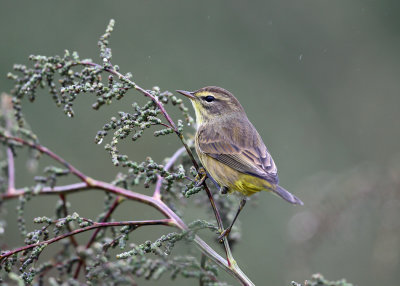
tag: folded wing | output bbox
[197,118,279,185]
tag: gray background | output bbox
[1,1,400,285]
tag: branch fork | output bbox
[1,19,255,285]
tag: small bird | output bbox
[177,86,303,240]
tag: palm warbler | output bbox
[177,86,303,239]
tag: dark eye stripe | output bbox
[204,95,215,102]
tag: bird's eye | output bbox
[204,95,215,102]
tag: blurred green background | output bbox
[1,1,400,285]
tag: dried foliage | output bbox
[292,273,353,286]
[0,19,248,286]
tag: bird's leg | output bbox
[195,167,207,187]
[218,198,247,242]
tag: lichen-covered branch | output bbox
[73,195,124,279]
[0,219,175,262]
[1,19,252,285]
[0,132,252,285]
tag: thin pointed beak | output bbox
[176,90,195,100]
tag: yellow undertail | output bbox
[232,174,303,205]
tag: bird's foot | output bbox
[194,167,207,187]
[219,186,229,195]
[217,228,231,242]
[197,167,207,176]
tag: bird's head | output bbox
[176,86,244,124]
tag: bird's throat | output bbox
[191,100,205,127]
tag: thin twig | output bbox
[1,135,88,182]
[2,182,89,199]
[6,148,14,193]
[1,95,15,194]
[73,196,124,279]
[59,195,79,249]
[59,194,81,269]
[153,146,186,199]
[200,253,207,286]
[76,61,234,266]
[77,61,200,171]
[59,193,84,277]
[0,219,175,261]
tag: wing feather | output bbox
[197,117,278,184]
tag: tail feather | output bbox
[272,185,303,205]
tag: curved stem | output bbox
[76,61,236,265]
[1,95,16,194]
[153,146,186,199]
[77,61,236,265]
[73,195,124,279]
[0,219,174,261]
[0,135,88,182]
[1,182,253,285]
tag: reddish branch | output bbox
[1,95,15,194]
[73,195,124,278]
[153,146,186,199]
[0,219,174,261]
[6,148,14,193]
[4,135,87,182]
[0,134,253,285]
[59,192,84,277]
[59,195,79,249]
[59,193,81,268]
[78,61,200,172]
